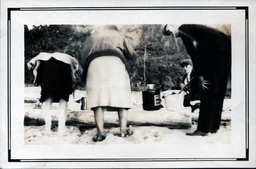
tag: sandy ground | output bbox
[24,87,231,145]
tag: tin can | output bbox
[142,84,162,111]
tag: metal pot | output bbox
[142,84,162,111]
[162,90,185,111]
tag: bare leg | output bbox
[42,97,53,132]
[94,107,105,137]
[118,108,128,135]
[58,99,68,135]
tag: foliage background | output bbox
[24,24,230,96]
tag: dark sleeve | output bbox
[180,24,231,53]
[177,24,231,75]
[177,25,198,59]
[181,74,187,83]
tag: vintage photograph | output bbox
[24,24,232,145]
[1,1,255,168]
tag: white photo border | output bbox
[6,6,249,163]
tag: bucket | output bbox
[162,90,184,111]
[142,84,162,111]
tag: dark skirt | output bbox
[37,57,73,103]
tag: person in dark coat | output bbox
[179,59,202,112]
[162,24,231,136]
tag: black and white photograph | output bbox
[23,23,232,144]
[1,0,256,168]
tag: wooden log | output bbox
[24,88,231,130]
[24,104,192,129]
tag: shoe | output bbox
[191,106,198,113]
[186,130,210,136]
[124,129,134,137]
[211,130,218,134]
[115,129,134,138]
[191,103,200,112]
[92,134,106,142]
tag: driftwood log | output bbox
[24,89,231,131]
[24,101,192,130]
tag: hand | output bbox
[27,62,34,70]
[201,79,210,90]
[198,76,210,90]
[192,76,210,91]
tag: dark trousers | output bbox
[197,52,231,133]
